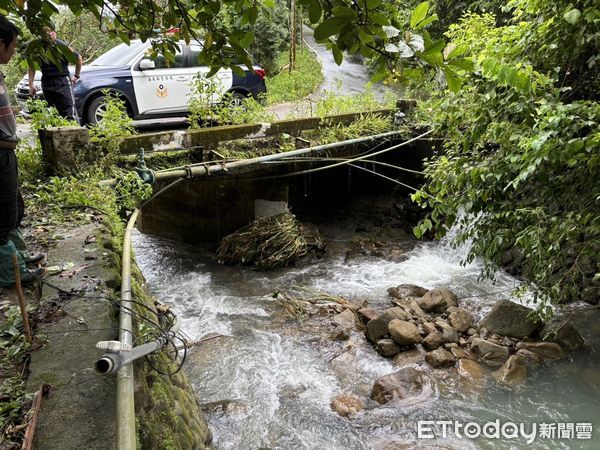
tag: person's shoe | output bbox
[24,253,46,265]
[20,267,47,285]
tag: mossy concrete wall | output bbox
[138,166,289,244]
[132,263,215,449]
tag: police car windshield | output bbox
[90,41,147,67]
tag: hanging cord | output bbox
[251,129,434,181]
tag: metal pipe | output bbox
[99,130,407,187]
[152,130,407,182]
[116,208,139,450]
[96,337,169,375]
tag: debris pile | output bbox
[216,212,325,270]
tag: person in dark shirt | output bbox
[0,16,46,287]
[28,25,82,123]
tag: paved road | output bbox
[304,26,388,98]
[267,26,391,119]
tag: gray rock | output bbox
[480,300,542,338]
[423,322,437,335]
[451,348,476,360]
[515,341,564,361]
[422,331,443,351]
[492,355,528,387]
[330,394,364,417]
[457,358,486,380]
[444,343,459,349]
[333,309,356,330]
[388,319,422,346]
[357,307,379,324]
[540,318,584,351]
[470,338,510,367]
[417,288,458,313]
[515,349,543,368]
[387,284,429,299]
[365,307,412,343]
[370,367,426,404]
[448,309,473,333]
[377,338,401,357]
[425,348,456,368]
[466,327,477,336]
[393,348,424,367]
[442,327,460,344]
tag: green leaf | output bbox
[314,17,350,40]
[410,2,429,28]
[563,8,581,24]
[415,14,438,30]
[248,6,259,24]
[240,31,254,48]
[369,13,390,26]
[365,0,382,10]
[332,45,343,65]
[308,1,322,23]
[231,65,246,77]
[332,6,358,19]
[443,67,462,92]
[448,58,474,72]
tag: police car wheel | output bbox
[228,91,247,109]
[86,95,108,125]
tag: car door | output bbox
[131,44,190,115]
[188,43,232,104]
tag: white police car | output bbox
[16,39,267,124]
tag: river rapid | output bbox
[133,210,600,450]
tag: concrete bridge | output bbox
[39,101,437,245]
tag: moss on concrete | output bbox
[130,267,214,450]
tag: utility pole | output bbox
[289,0,296,72]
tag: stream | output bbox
[133,214,600,449]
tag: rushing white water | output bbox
[133,225,600,450]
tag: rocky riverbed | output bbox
[134,196,600,449]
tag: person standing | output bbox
[28,25,82,123]
[0,16,46,287]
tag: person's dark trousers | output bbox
[41,76,80,123]
[0,148,19,246]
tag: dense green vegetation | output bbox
[411,0,599,310]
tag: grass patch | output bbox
[266,49,323,104]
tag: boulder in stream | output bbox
[457,359,487,380]
[392,348,424,367]
[448,309,473,333]
[332,309,356,330]
[370,367,426,405]
[365,308,412,343]
[540,318,584,351]
[480,300,542,338]
[422,331,443,351]
[416,288,458,314]
[388,319,422,346]
[330,394,364,417]
[357,307,379,324]
[470,338,510,367]
[387,284,429,300]
[377,339,401,357]
[515,341,564,362]
[425,348,456,368]
[492,355,528,387]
